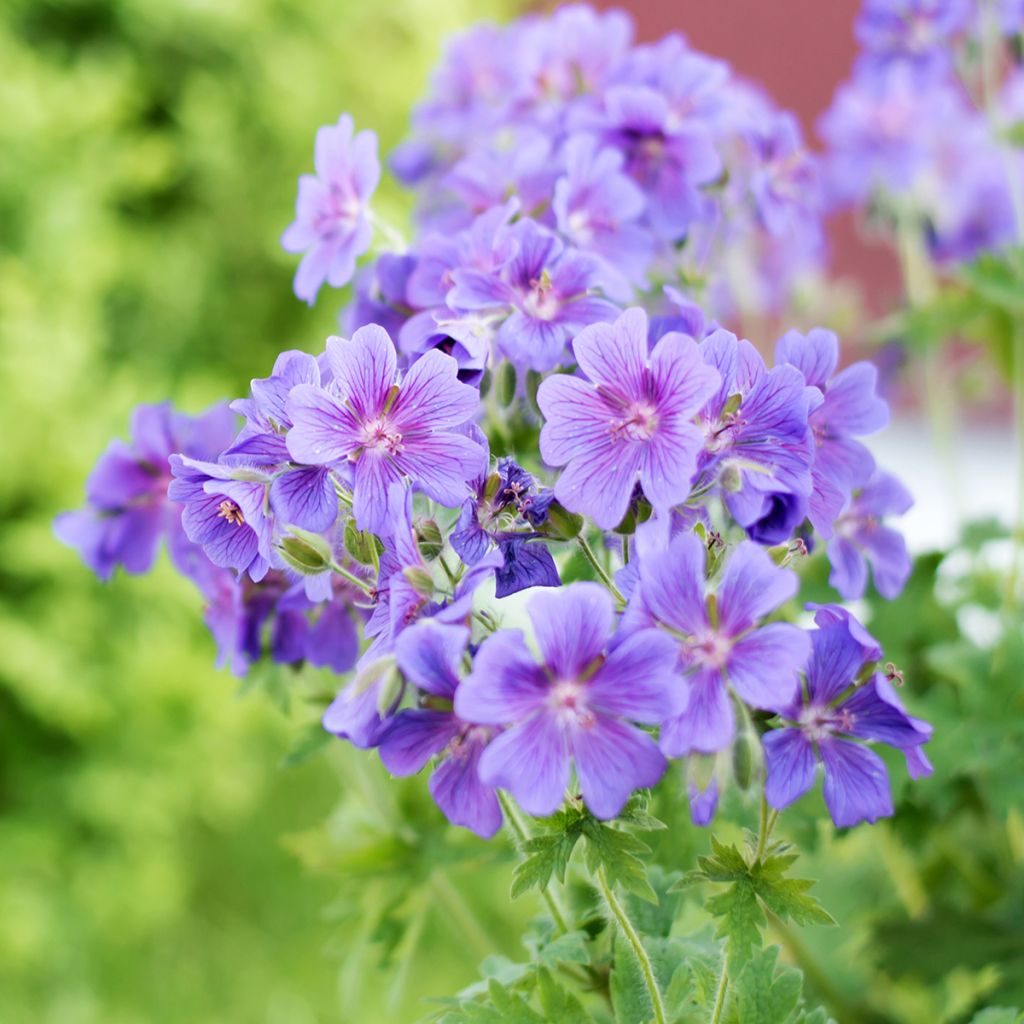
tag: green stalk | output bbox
[596,867,668,1024]
[709,959,729,1024]
[330,560,375,596]
[576,534,626,604]
[498,792,572,936]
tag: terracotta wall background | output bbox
[586,0,901,310]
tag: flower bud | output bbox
[720,464,742,493]
[541,500,584,540]
[495,360,517,408]
[344,519,383,566]
[526,369,543,414]
[402,565,436,598]
[277,528,333,575]
[731,724,764,793]
[416,518,444,561]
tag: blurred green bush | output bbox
[0,0,514,1020]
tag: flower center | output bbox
[548,679,596,728]
[217,499,245,526]
[522,275,561,321]
[610,400,659,442]
[361,417,404,456]
[798,704,855,741]
[688,631,732,670]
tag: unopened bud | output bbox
[416,518,444,561]
[495,360,517,408]
[344,518,383,566]
[526,369,543,414]
[402,565,436,598]
[731,726,763,792]
[720,464,742,493]
[278,528,333,574]
[541,500,584,540]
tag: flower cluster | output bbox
[820,0,1023,265]
[58,4,931,840]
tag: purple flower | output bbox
[764,607,932,828]
[199,569,360,677]
[630,532,809,756]
[454,582,682,819]
[56,402,236,580]
[775,328,889,537]
[585,78,723,242]
[285,325,485,534]
[538,307,721,529]
[325,484,499,748]
[827,469,913,599]
[379,621,502,838]
[452,447,559,598]
[552,134,652,300]
[746,112,820,238]
[855,0,972,77]
[168,456,274,581]
[696,329,815,534]
[345,252,417,338]
[281,114,380,305]
[225,349,341,534]
[449,219,617,372]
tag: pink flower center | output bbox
[610,400,659,442]
[548,679,596,728]
[688,631,732,670]
[361,417,404,456]
[522,276,561,321]
[799,704,855,741]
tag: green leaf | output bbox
[706,876,765,964]
[582,818,657,903]
[968,1010,1024,1024]
[509,808,586,898]
[439,980,546,1024]
[724,946,801,1024]
[752,855,837,929]
[536,969,593,1024]
[528,930,591,969]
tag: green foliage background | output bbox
[0,1,517,1020]
[2,1,1021,1022]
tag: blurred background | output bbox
[1,1,1019,1022]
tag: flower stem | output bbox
[753,795,778,864]
[330,561,375,596]
[596,867,667,1024]
[709,958,729,1024]
[498,792,572,935]
[576,534,626,604]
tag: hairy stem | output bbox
[498,792,572,935]
[577,534,626,604]
[709,958,729,1024]
[330,561,375,596]
[597,867,667,1024]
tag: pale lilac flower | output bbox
[281,114,380,305]
[629,532,809,757]
[285,325,485,533]
[538,307,720,529]
[379,621,502,838]
[455,582,682,819]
